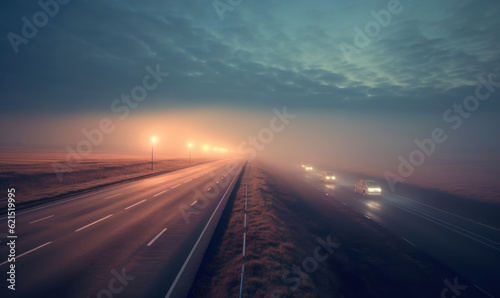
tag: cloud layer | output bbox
[1,0,499,114]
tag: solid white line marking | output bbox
[0,241,52,266]
[190,200,198,207]
[29,215,54,224]
[75,214,113,232]
[171,184,181,189]
[153,190,168,197]
[402,237,415,247]
[165,164,243,298]
[125,199,146,210]
[147,228,168,247]
[474,284,495,298]
[103,193,122,200]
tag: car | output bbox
[320,171,336,182]
[303,165,313,171]
[354,179,382,196]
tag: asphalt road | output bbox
[0,159,244,298]
[293,165,500,298]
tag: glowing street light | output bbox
[151,137,156,171]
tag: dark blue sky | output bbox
[1,0,499,114]
[1,1,500,201]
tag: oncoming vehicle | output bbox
[354,179,382,196]
[320,171,336,182]
[304,165,313,171]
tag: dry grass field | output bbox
[0,148,214,208]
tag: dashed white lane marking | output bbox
[165,165,243,298]
[190,200,198,207]
[103,193,122,200]
[153,190,168,197]
[402,237,415,247]
[364,215,371,220]
[29,215,55,224]
[124,199,147,210]
[75,214,113,232]
[147,228,168,247]
[184,179,192,183]
[172,184,182,189]
[0,242,52,266]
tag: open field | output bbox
[189,161,484,297]
[0,148,216,208]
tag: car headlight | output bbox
[368,187,381,192]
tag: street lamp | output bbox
[188,143,192,164]
[151,137,156,171]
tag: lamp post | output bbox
[188,143,192,164]
[151,137,156,171]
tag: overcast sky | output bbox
[1,0,499,115]
[1,0,500,200]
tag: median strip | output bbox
[75,214,113,232]
[124,199,147,210]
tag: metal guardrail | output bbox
[239,163,249,298]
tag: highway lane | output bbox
[0,159,244,297]
[298,166,500,297]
